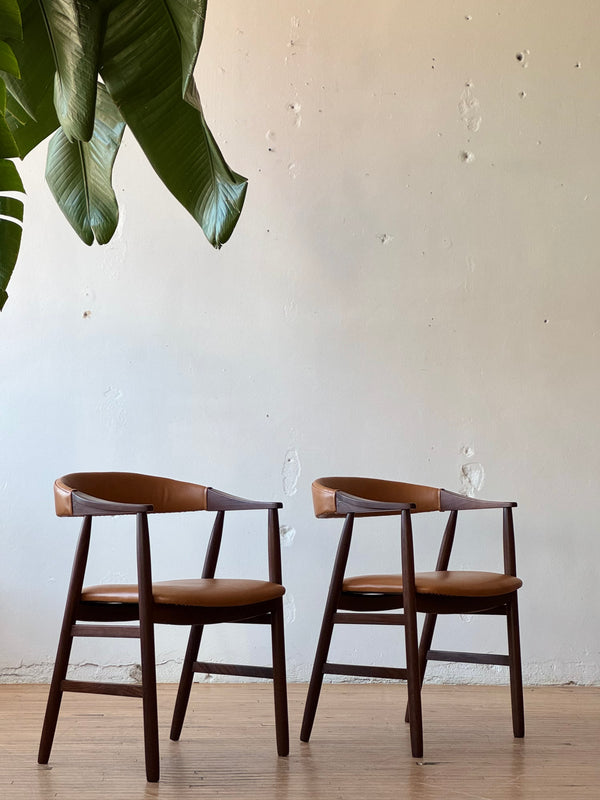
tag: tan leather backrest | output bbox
[312,477,441,518]
[55,472,208,516]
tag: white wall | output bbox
[1,0,599,685]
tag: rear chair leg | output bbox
[170,625,204,741]
[301,513,354,742]
[405,612,438,724]
[300,609,335,742]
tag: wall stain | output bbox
[459,81,481,133]
[460,462,484,497]
[282,449,301,496]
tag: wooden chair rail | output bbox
[427,649,511,666]
[71,623,141,638]
[324,663,409,680]
[333,612,406,625]
[193,662,274,679]
[61,680,144,698]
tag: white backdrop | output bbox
[1,0,599,685]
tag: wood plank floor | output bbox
[0,684,598,799]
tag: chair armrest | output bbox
[71,491,154,516]
[206,487,283,512]
[335,491,415,516]
[440,489,517,511]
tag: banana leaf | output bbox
[0,41,19,77]
[1,0,247,310]
[164,0,207,109]
[38,0,102,141]
[0,0,22,41]
[101,0,247,248]
[5,81,58,156]
[0,213,22,310]
[0,158,24,312]
[1,0,55,123]
[0,79,19,156]
[45,83,124,245]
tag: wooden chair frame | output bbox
[300,480,524,758]
[38,476,289,782]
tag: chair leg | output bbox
[39,516,92,765]
[301,514,354,742]
[139,617,159,782]
[404,610,424,758]
[507,594,525,738]
[405,612,438,724]
[137,512,159,782]
[300,607,336,742]
[170,625,205,741]
[38,625,75,764]
[271,600,289,756]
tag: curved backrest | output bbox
[55,472,208,516]
[312,477,441,518]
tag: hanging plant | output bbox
[0,0,247,310]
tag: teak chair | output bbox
[300,477,524,757]
[38,472,289,782]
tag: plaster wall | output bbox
[1,0,599,685]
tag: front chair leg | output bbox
[140,632,159,782]
[507,594,525,738]
[38,627,75,764]
[401,509,423,758]
[137,512,159,782]
[271,600,289,756]
[404,612,424,758]
[39,516,92,764]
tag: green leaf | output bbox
[0,41,19,77]
[0,157,24,191]
[38,0,103,141]
[0,0,22,41]
[101,0,247,248]
[6,82,59,156]
[164,0,207,108]
[0,217,22,309]
[45,83,125,245]
[1,0,55,122]
[0,150,24,309]
[0,194,23,218]
[0,81,19,155]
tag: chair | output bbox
[38,472,289,781]
[300,477,524,757]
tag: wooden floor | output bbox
[0,683,598,799]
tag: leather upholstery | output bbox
[81,578,285,607]
[55,472,208,516]
[312,477,441,518]
[343,571,522,597]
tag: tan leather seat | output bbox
[343,571,522,597]
[82,578,285,607]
